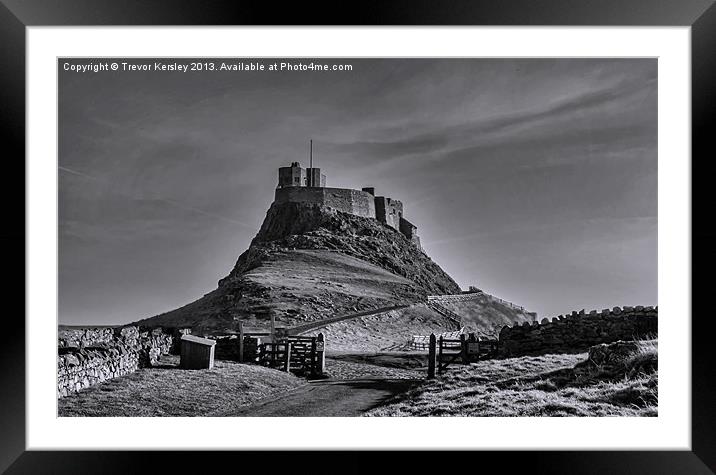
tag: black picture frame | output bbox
[2,1,714,473]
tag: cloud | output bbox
[319,74,656,179]
[59,166,256,231]
[58,58,657,325]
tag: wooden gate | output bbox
[437,335,463,373]
[258,334,325,377]
[428,333,500,378]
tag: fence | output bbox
[427,333,499,378]
[409,328,464,350]
[426,301,463,329]
[258,334,325,377]
[427,290,529,312]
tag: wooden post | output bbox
[284,342,292,372]
[270,312,276,342]
[238,321,244,363]
[468,333,478,362]
[460,333,468,364]
[438,335,444,374]
[427,334,436,379]
[310,337,317,376]
[315,333,325,375]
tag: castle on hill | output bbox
[275,162,421,248]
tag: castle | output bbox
[275,162,421,248]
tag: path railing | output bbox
[426,301,463,329]
[427,290,530,313]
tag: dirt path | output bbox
[227,378,420,416]
[224,356,424,417]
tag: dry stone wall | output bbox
[58,327,116,348]
[498,306,657,357]
[57,345,139,398]
[57,326,174,398]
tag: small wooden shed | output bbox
[180,334,216,369]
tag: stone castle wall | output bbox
[375,196,403,231]
[274,187,376,219]
[273,185,422,248]
[57,326,173,398]
[498,306,657,357]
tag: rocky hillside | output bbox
[225,201,460,295]
[135,202,461,334]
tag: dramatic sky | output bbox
[59,58,657,326]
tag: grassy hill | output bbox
[135,249,428,334]
[135,201,461,334]
[303,304,459,353]
[431,293,536,338]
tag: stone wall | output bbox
[375,196,403,231]
[58,327,116,348]
[57,325,173,398]
[498,306,657,357]
[274,187,376,218]
[399,216,421,248]
[57,346,139,398]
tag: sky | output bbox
[59,58,657,326]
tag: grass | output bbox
[306,304,456,353]
[58,355,306,417]
[135,249,426,333]
[366,339,658,417]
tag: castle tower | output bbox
[374,195,403,231]
[277,162,326,188]
[277,162,306,188]
[306,167,326,187]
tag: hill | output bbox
[135,201,461,334]
[429,293,536,338]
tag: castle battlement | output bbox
[274,163,421,248]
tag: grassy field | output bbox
[366,339,657,417]
[58,355,305,417]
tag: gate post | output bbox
[438,335,445,374]
[427,333,436,379]
[460,333,468,364]
[468,333,478,362]
[310,337,317,376]
[238,321,244,363]
[284,342,292,372]
[316,333,326,375]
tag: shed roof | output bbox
[180,334,216,346]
